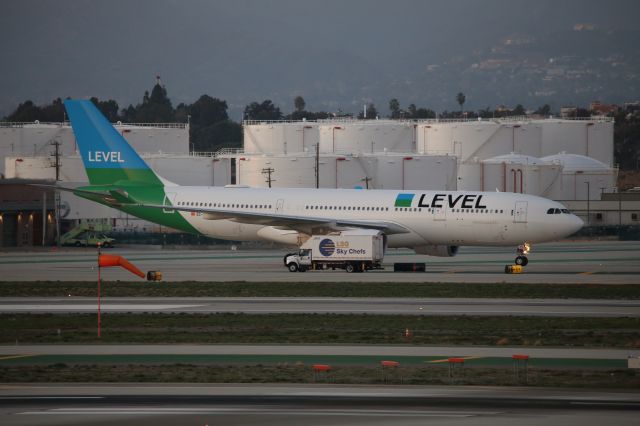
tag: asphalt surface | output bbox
[1,344,635,360]
[1,384,638,426]
[1,240,640,283]
[2,296,639,317]
[2,239,638,424]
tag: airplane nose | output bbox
[571,215,584,233]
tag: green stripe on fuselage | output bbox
[76,178,199,235]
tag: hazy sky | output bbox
[1,0,639,118]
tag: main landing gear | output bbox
[514,242,530,266]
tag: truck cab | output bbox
[284,249,311,272]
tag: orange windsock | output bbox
[98,254,145,278]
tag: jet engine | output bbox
[414,245,459,257]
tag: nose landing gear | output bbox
[515,242,530,266]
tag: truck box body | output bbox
[301,230,385,262]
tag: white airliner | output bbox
[60,100,584,266]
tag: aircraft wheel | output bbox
[287,263,299,272]
[345,263,355,273]
[515,256,527,266]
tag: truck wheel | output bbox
[345,263,355,273]
[287,263,299,272]
[74,241,81,247]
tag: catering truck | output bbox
[284,230,385,273]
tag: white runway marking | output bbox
[0,304,201,311]
[18,407,496,417]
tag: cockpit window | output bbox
[547,208,565,214]
[561,209,570,214]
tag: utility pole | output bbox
[361,176,372,189]
[585,181,590,226]
[50,140,61,181]
[261,167,275,188]
[315,143,320,189]
[50,140,62,246]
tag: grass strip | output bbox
[1,281,640,299]
[0,354,627,369]
[2,313,639,347]
[0,364,637,388]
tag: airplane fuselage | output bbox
[161,186,583,248]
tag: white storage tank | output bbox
[236,154,372,189]
[236,155,318,188]
[456,161,482,191]
[481,153,561,196]
[417,120,542,161]
[371,154,457,190]
[212,157,232,186]
[318,121,414,154]
[233,153,457,191]
[541,120,613,167]
[541,153,618,200]
[243,122,319,155]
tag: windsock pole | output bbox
[95,251,146,338]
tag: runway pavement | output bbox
[1,384,638,426]
[1,296,639,317]
[1,344,635,360]
[1,240,640,283]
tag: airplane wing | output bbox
[139,203,410,235]
[30,184,128,206]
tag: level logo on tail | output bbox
[64,99,162,186]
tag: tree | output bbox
[6,100,41,122]
[90,98,120,122]
[244,100,282,121]
[40,98,66,122]
[478,107,494,119]
[121,105,137,122]
[512,104,526,116]
[128,82,175,123]
[411,107,436,119]
[613,110,640,171]
[294,96,306,113]
[189,95,228,127]
[191,120,242,152]
[389,98,400,119]
[149,83,172,108]
[456,92,466,113]
[174,103,190,123]
[535,104,551,116]
[576,108,591,118]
